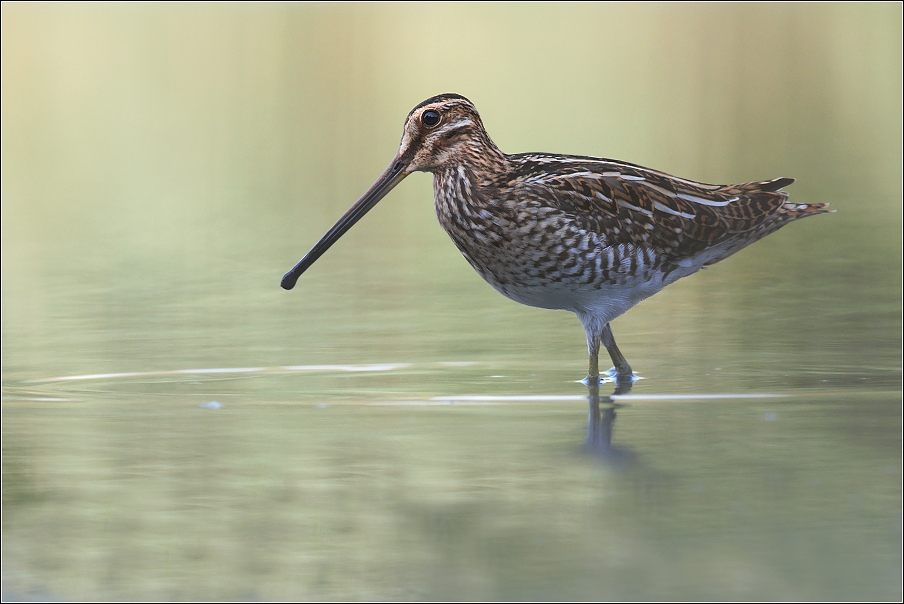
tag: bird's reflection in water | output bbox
[584,376,636,467]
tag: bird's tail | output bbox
[779,202,835,219]
[701,201,833,267]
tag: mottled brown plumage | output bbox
[282,93,832,382]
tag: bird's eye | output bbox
[422,110,440,127]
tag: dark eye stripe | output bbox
[440,124,471,142]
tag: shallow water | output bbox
[2,4,902,601]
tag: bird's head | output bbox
[396,93,499,173]
[281,93,500,290]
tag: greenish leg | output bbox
[588,351,600,382]
[587,330,601,384]
[601,323,632,379]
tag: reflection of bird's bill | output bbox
[281,157,409,290]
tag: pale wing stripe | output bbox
[545,171,614,180]
[542,171,641,183]
[523,154,724,190]
[639,181,677,198]
[652,200,696,219]
[657,175,722,190]
[557,171,595,177]
[678,193,732,207]
[618,199,653,217]
[595,191,612,203]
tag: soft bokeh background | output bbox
[2,3,901,601]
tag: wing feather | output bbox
[507,155,791,261]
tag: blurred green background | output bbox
[2,3,901,601]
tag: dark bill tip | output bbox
[280,157,408,291]
[281,271,300,290]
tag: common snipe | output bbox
[282,94,831,383]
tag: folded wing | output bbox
[510,155,794,263]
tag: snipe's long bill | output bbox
[281,93,832,383]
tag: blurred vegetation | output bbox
[2,3,901,378]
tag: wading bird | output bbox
[282,94,830,383]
